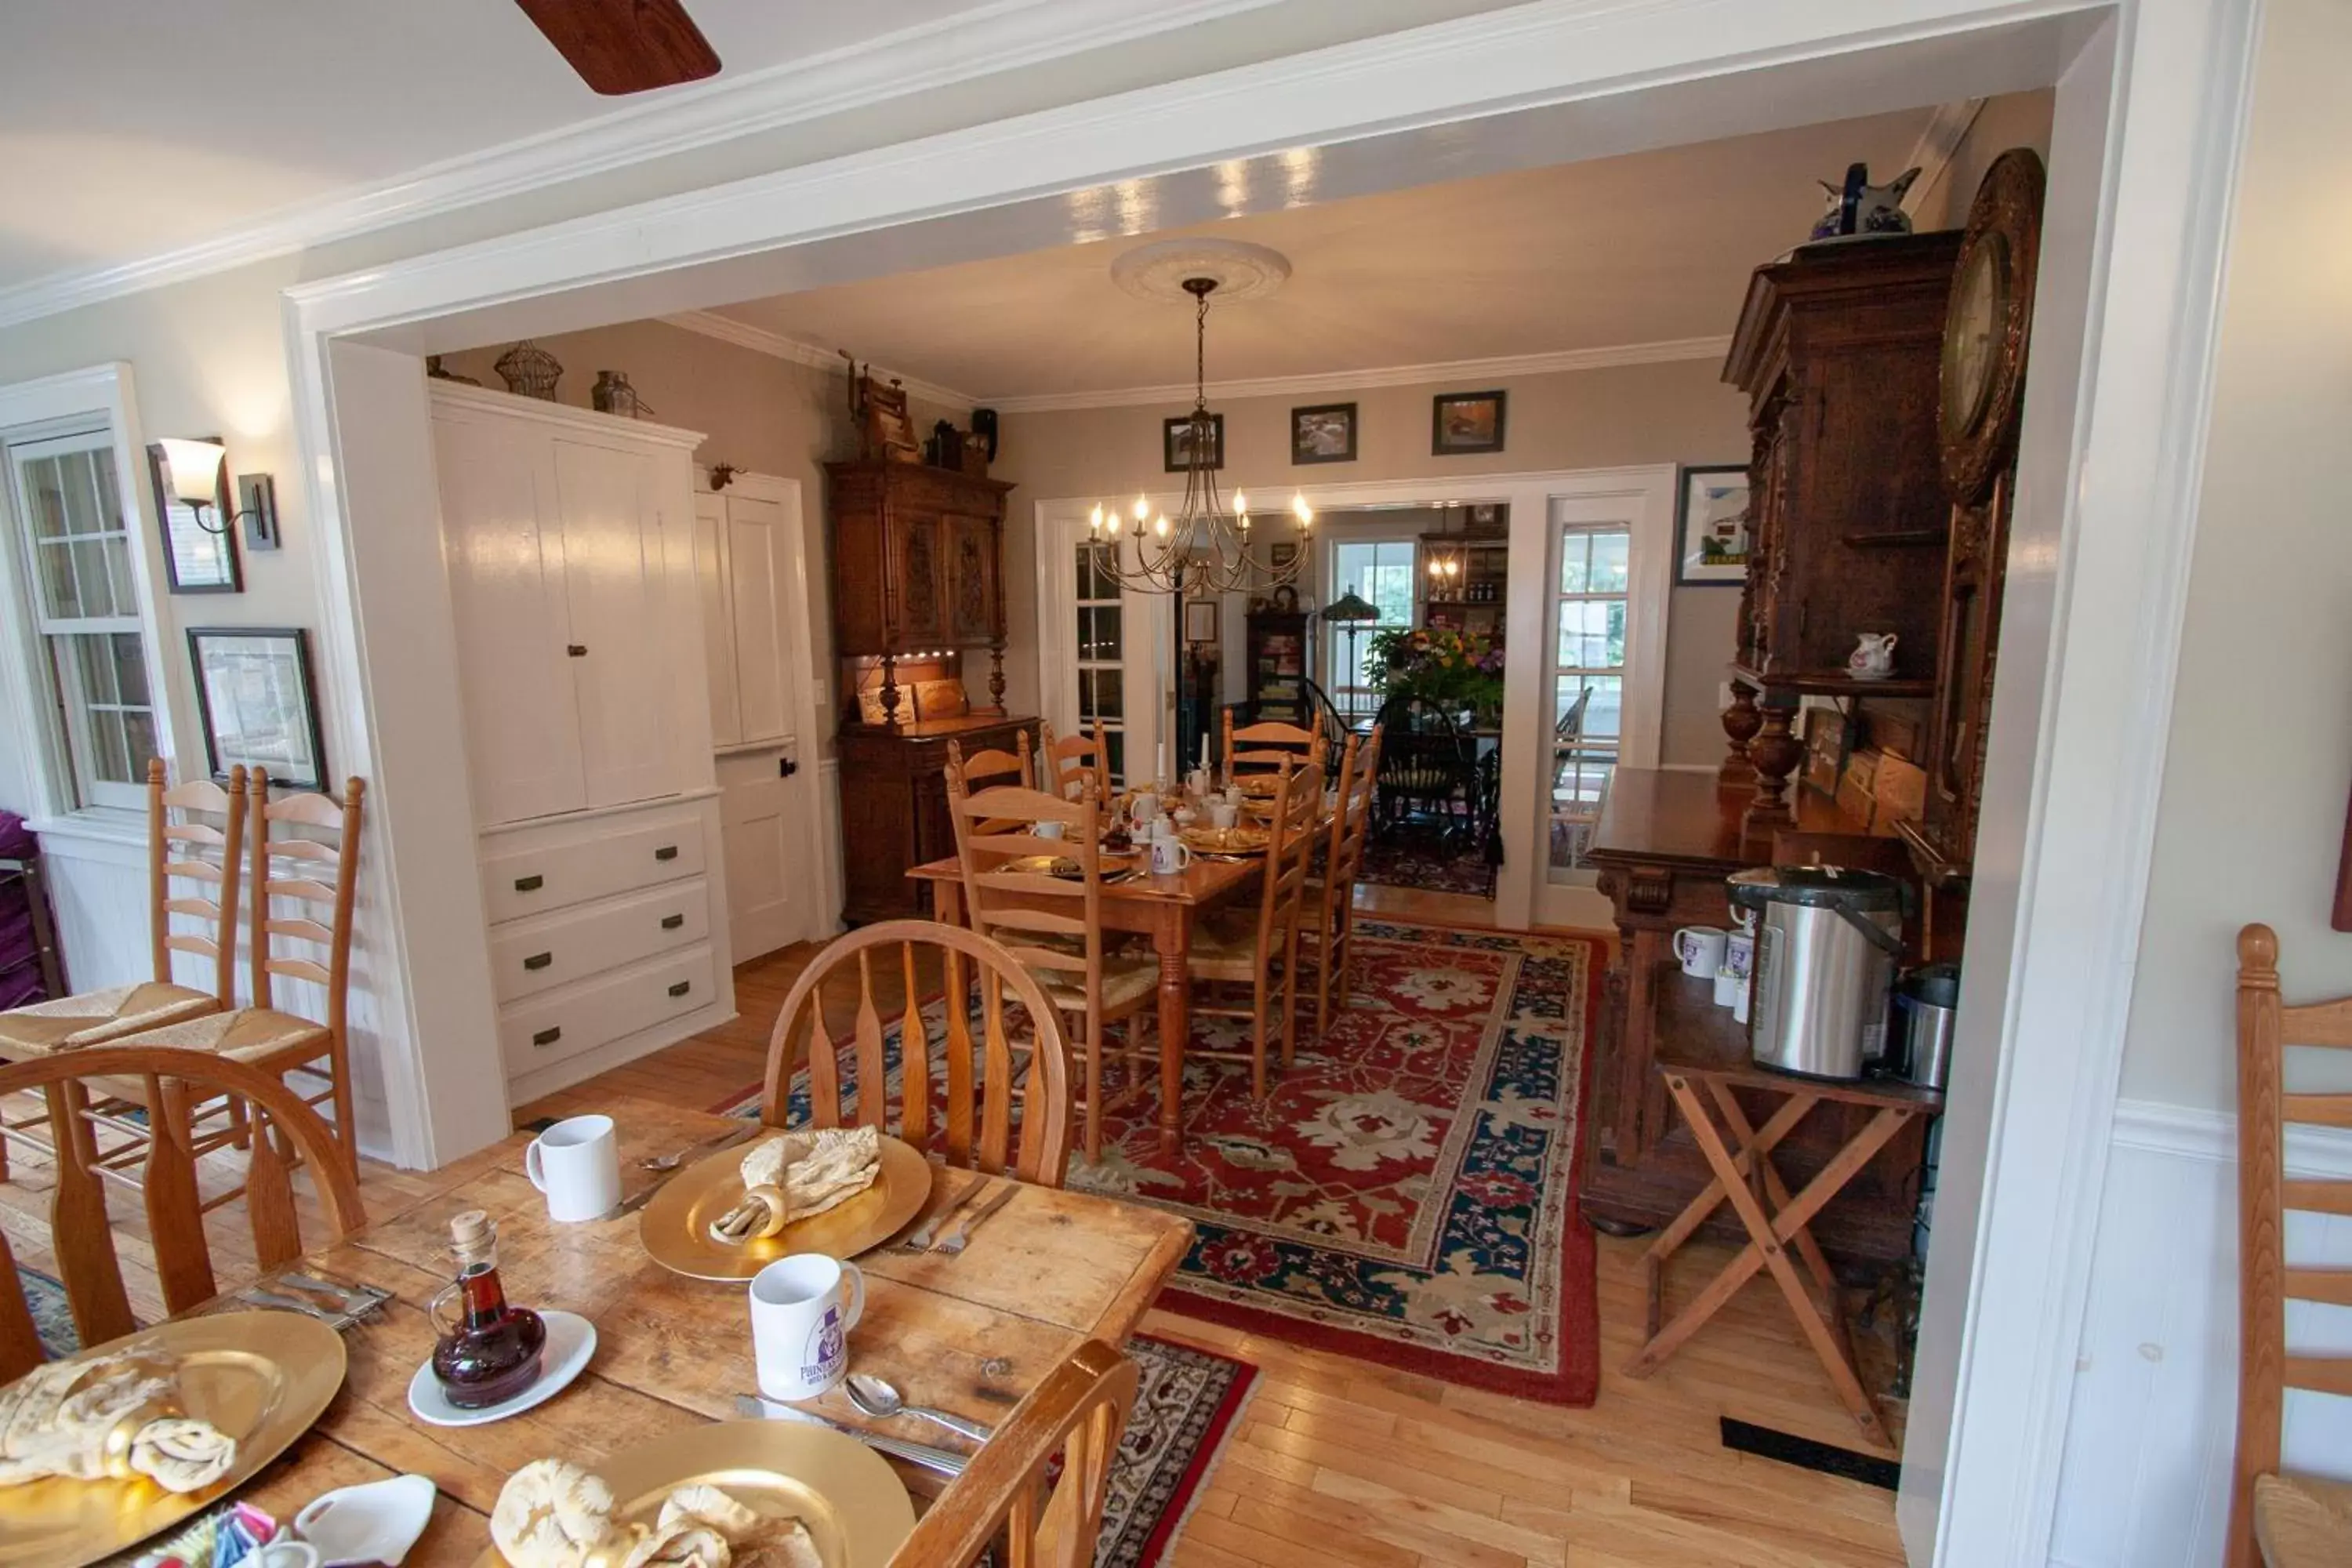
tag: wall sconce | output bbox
[154,437,278,548]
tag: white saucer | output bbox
[295,1474,437,1567]
[405,1308,597,1426]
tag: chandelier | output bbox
[1087,275,1312,596]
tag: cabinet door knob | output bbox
[654,844,680,862]
[660,913,685,930]
[532,1025,562,1047]
[522,951,554,971]
[667,979,691,998]
[568,644,588,657]
[514,873,544,892]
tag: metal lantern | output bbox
[494,340,564,401]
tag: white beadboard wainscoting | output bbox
[2052,1100,2352,1566]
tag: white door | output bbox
[554,438,675,808]
[694,475,815,960]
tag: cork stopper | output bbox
[448,1209,496,1269]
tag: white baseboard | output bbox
[2051,1098,2352,1567]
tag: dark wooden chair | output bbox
[0,1046,367,1381]
[758,920,1075,1187]
[1371,696,1476,840]
[887,1338,1138,1568]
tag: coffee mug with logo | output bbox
[1150,837,1193,875]
[750,1254,866,1401]
[1673,926,1728,979]
[524,1113,620,1223]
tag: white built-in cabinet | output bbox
[428,383,735,1102]
[694,485,791,749]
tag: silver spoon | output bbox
[844,1373,995,1443]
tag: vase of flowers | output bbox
[1365,626,1505,725]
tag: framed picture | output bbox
[1432,390,1506,455]
[146,440,241,593]
[1801,704,1853,798]
[1184,598,1221,643]
[1163,412,1224,472]
[1290,402,1357,464]
[1675,463,1752,585]
[187,627,327,790]
[1268,542,1299,570]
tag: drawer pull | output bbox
[522,952,554,971]
[514,873,544,892]
[532,1025,562,1047]
[654,844,680,862]
[660,913,685,930]
[567,644,588,657]
[667,980,691,998]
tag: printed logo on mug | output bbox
[524,1114,620,1223]
[1150,837,1192,875]
[751,1254,866,1402]
[1673,926,1728,979]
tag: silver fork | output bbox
[935,1181,1019,1256]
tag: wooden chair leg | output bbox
[226,1091,252,1151]
[1083,1011,1103,1163]
[1250,990,1269,1103]
[326,1035,358,1181]
[1313,917,1334,1042]
[1279,924,1301,1070]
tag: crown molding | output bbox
[1903,97,1987,216]
[661,311,978,412]
[978,336,1734,413]
[0,0,1285,332]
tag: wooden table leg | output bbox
[1154,907,1191,1155]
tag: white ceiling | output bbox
[710,107,1940,402]
[0,0,1018,288]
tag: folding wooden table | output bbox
[1624,1055,1942,1454]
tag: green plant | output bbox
[1366,626,1505,713]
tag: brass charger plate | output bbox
[470,1420,913,1568]
[1181,825,1269,854]
[1234,775,1283,797]
[1002,853,1083,879]
[641,1133,932,1281]
[0,1311,347,1568]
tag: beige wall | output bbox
[1911,90,2057,230]
[2120,0,2352,1109]
[991,357,1753,764]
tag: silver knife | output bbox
[898,1171,987,1251]
[731,1394,969,1477]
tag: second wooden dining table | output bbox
[906,851,1262,1152]
[198,1094,1191,1565]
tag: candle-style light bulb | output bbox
[1089,503,1103,535]
[1233,491,1247,516]
[1293,494,1314,528]
[1133,495,1150,524]
[1154,513,1170,539]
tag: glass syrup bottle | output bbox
[429,1208,548,1410]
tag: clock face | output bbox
[1942,234,2009,442]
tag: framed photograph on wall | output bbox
[145,440,242,593]
[1163,412,1224,472]
[1675,463,1752,585]
[187,626,327,790]
[1184,597,1221,644]
[1290,402,1357,464]
[1431,390,1506,455]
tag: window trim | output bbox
[0,364,180,835]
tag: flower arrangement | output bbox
[1365,626,1505,717]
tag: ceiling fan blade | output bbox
[511,0,720,96]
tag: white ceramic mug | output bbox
[1150,837,1192,875]
[750,1254,866,1402]
[524,1114,620,1222]
[1223,785,1246,808]
[1672,926,1727,979]
[1725,930,1755,981]
[1210,801,1240,830]
[1186,766,1214,799]
[1032,818,1066,840]
[1713,966,1743,1008]
[1130,791,1160,824]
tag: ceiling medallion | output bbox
[1109,238,1293,304]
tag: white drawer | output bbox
[499,944,717,1075]
[488,877,711,1004]
[481,811,706,924]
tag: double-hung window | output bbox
[1326,536,1417,720]
[5,429,155,811]
[1548,524,1628,877]
[1074,544,1127,786]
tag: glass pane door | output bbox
[1547,524,1628,883]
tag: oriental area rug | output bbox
[731,918,1604,1407]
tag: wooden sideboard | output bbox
[838,713,1041,924]
[1584,768,1926,1262]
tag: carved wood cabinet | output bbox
[837,714,1041,924]
[826,460,1016,720]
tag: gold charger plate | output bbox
[1002,853,1083,879]
[0,1311,347,1568]
[469,1420,913,1568]
[1181,825,1269,854]
[641,1133,932,1281]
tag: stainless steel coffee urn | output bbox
[1726,866,1905,1080]
[1893,962,1961,1089]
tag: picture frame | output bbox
[1801,703,1853,798]
[1290,402,1357,465]
[1675,463,1752,585]
[1268,541,1299,570]
[186,626,328,791]
[1431,390,1506,456]
[1163,412,1224,472]
[146,439,242,593]
[1184,598,1221,644]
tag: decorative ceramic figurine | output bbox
[1810,163,1921,241]
[1848,632,1900,680]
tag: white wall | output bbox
[2055,0,2352,1558]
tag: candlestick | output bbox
[1199,733,1209,768]
[1156,742,1166,786]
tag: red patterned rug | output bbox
[1358,829,1495,898]
[728,918,1601,1406]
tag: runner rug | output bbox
[728,918,1604,1406]
[13,1268,1254,1568]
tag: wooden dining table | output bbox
[905,851,1262,1152]
[164,1094,1191,1566]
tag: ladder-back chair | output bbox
[1036,717,1112,807]
[0,1046,365,1381]
[946,777,1155,1163]
[1221,710,1317,785]
[1189,745,1322,1100]
[757,920,1073,1186]
[1303,724,1383,1039]
[887,1339,1138,1568]
[2230,924,2352,1567]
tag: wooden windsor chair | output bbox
[887,1339,1138,1568]
[758,920,1074,1187]
[1188,744,1323,1100]
[2229,924,2352,1567]
[0,1046,365,1381]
